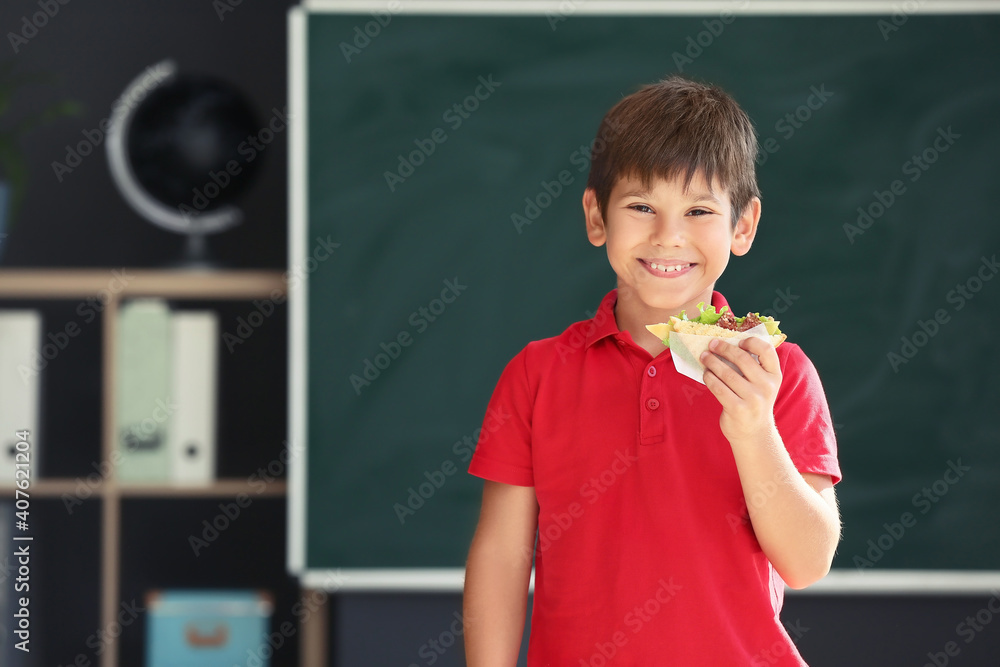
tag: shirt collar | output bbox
[584,289,731,349]
[584,290,621,348]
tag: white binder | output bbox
[169,311,218,484]
[116,299,172,483]
[0,311,41,486]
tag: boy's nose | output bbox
[650,214,685,246]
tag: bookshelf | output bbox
[0,269,323,667]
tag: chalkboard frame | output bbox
[288,0,1000,593]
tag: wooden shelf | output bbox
[0,479,287,498]
[117,480,287,498]
[0,478,82,497]
[0,269,286,299]
[0,266,295,667]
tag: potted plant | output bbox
[0,59,81,262]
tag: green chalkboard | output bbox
[297,9,1000,575]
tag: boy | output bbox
[463,76,841,665]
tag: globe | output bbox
[106,60,262,265]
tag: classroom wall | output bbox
[4,1,999,665]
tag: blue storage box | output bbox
[146,590,273,667]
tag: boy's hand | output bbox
[700,337,782,445]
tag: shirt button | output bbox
[617,340,626,347]
[647,366,656,377]
[646,398,660,410]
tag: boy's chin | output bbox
[617,283,703,314]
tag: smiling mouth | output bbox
[641,259,694,274]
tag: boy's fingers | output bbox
[705,338,765,381]
[701,345,752,392]
[738,337,781,375]
[703,367,739,403]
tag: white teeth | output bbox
[649,262,689,273]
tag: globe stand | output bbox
[168,232,223,269]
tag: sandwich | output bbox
[645,302,786,348]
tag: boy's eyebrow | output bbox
[621,189,651,199]
[687,191,723,204]
[620,189,723,204]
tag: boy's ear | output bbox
[731,197,762,257]
[583,188,606,247]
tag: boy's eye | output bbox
[687,208,713,217]
[628,204,654,214]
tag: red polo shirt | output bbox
[469,290,841,666]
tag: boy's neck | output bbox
[612,285,716,358]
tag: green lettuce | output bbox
[678,301,729,325]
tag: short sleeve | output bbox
[774,344,842,484]
[468,347,535,487]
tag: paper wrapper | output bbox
[667,323,771,385]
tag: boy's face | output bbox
[584,170,760,330]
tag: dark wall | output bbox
[332,592,1000,667]
[0,0,293,268]
[0,1,296,664]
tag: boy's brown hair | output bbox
[586,75,760,224]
